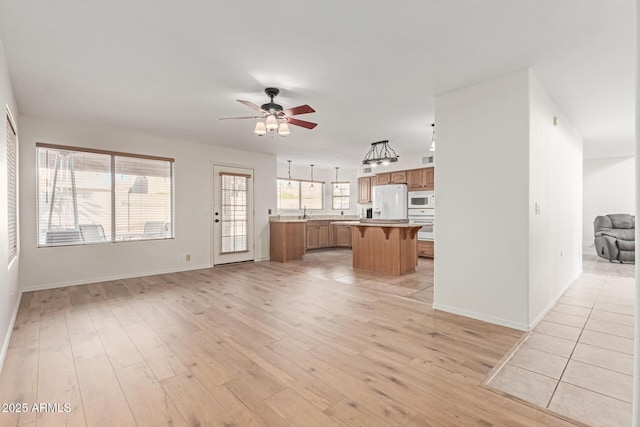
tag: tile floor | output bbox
[487,255,635,427]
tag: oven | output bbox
[408,208,435,241]
[408,191,435,209]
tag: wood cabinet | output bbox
[358,177,372,203]
[306,221,331,250]
[390,170,407,184]
[333,225,352,248]
[374,173,391,185]
[407,167,435,191]
[417,240,434,258]
[270,222,306,262]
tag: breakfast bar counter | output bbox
[331,221,422,275]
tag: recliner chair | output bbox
[594,214,635,263]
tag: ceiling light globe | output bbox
[265,115,278,131]
[254,121,267,135]
[278,122,290,136]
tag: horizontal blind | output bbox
[7,115,17,262]
[115,156,173,241]
[36,145,174,246]
[332,182,350,210]
[220,173,249,253]
[300,181,323,210]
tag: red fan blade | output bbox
[283,104,315,116]
[237,100,265,113]
[287,118,318,129]
[219,116,261,120]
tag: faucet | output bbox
[302,206,310,219]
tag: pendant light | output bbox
[286,160,293,189]
[278,122,290,136]
[334,167,340,189]
[265,114,278,131]
[309,164,315,191]
[429,123,436,151]
[254,121,267,136]
[362,140,399,167]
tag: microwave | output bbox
[408,191,435,209]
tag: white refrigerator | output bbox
[372,184,408,220]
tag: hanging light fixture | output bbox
[334,167,340,189]
[361,140,399,167]
[430,123,436,151]
[278,122,290,136]
[265,114,278,131]
[254,121,267,136]
[286,160,293,189]
[309,164,315,191]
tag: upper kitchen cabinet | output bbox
[358,177,372,203]
[407,167,435,191]
[390,170,407,184]
[373,173,391,185]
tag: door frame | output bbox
[211,162,256,266]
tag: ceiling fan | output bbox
[220,87,317,136]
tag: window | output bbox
[220,173,249,253]
[6,113,17,263]
[36,144,174,246]
[277,179,324,210]
[332,182,350,210]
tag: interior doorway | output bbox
[212,165,254,265]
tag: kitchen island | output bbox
[331,221,422,275]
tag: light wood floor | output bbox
[0,249,579,426]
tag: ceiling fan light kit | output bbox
[221,87,317,138]
[362,140,399,167]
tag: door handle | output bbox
[214,219,220,223]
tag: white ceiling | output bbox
[0,0,635,168]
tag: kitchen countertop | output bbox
[269,215,359,222]
[330,221,422,228]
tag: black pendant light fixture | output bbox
[334,167,340,189]
[309,164,315,191]
[362,140,399,168]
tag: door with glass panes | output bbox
[212,165,254,265]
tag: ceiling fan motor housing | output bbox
[262,87,283,113]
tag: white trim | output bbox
[527,269,582,330]
[432,302,529,331]
[21,264,211,292]
[0,292,22,374]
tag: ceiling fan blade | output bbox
[219,116,261,120]
[237,100,265,113]
[283,104,315,116]
[287,118,318,129]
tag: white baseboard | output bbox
[527,268,583,330]
[432,302,529,331]
[21,264,212,292]
[0,292,22,374]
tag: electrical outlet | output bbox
[560,248,563,257]
[534,202,541,214]
[185,254,191,262]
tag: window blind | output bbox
[220,173,249,253]
[36,144,174,246]
[332,182,350,210]
[276,178,324,210]
[6,114,17,262]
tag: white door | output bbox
[212,165,254,265]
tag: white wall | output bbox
[434,69,584,331]
[528,72,583,326]
[582,156,635,254]
[19,116,277,291]
[0,39,21,370]
[276,163,358,215]
[434,69,531,330]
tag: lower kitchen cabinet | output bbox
[333,225,352,248]
[417,240,434,258]
[306,221,331,250]
[270,222,306,262]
